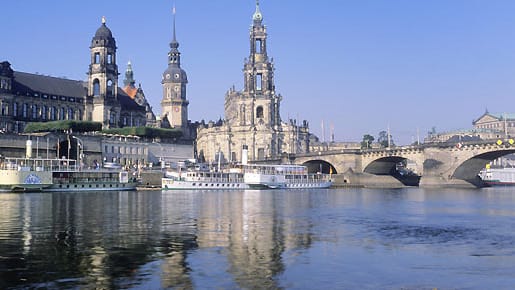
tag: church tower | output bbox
[161,7,189,135]
[226,1,281,129]
[86,17,121,128]
[196,1,310,163]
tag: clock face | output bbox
[166,74,171,79]
[174,73,180,79]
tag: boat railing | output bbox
[285,173,332,183]
[0,157,82,172]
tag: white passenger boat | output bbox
[162,169,248,190]
[0,156,137,192]
[242,164,333,189]
[479,167,515,186]
[161,164,332,190]
[162,146,332,190]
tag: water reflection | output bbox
[0,188,515,289]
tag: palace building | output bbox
[0,17,155,133]
[196,2,310,163]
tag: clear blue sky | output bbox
[3,0,515,145]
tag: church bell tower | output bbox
[87,16,121,128]
[161,7,189,135]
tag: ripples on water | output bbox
[0,188,515,289]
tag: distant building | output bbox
[424,110,515,143]
[0,17,155,133]
[196,2,310,163]
[473,110,515,138]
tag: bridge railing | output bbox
[297,138,515,158]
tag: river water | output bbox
[1,187,514,289]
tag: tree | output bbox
[361,134,375,149]
[378,130,395,148]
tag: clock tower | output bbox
[161,7,189,135]
[86,17,121,128]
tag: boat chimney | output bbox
[26,140,32,158]
[242,145,248,165]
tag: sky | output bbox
[3,0,515,145]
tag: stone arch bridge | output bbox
[288,140,515,188]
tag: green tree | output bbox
[378,130,395,148]
[361,134,375,149]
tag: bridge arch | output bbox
[452,149,515,186]
[363,156,406,175]
[301,159,337,174]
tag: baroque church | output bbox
[0,17,155,133]
[196,2,310,163]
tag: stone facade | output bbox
[196,3,310,164]
[0,18,155,134]
[472,110,515,138]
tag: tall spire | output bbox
[168,4,180,66]
[172,5,177,43]
[253,0,263,23]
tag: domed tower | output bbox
[86,16,121,128]
[161,7,189,135]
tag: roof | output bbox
[122,85,138,99]
[473,112,515,124]
[12,71,143,111]
[94,23,113,39]
[12,71,86,98]
[118,88,145,111]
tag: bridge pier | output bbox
[419,175,481,189]
[333,171,408,188]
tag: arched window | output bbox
[68,108,74,120]
[13,103,18,117]
[256,106,264,119]
[256,74,262,91]
[107,79,114,96]
[109,110,116,125]
[94,53,100,64]
[93,79,100,96]
[50,107,56,120]
[22,103,28,118]
[240,105,246,125]
[256,39,262,53]
[2,102,9,116]
[107,54,113,64]
[41,106,47,120]
[59,107,65,120]
[32,104,38,119]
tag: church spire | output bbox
[172,5,177,43]
[168,5,180,66]
[253,0,263,24]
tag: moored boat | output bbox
[479,167,515,186]
[162,169,248,190]
[243,164,333,189]
[0,156,137,192]
[161,163,332,190]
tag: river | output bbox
[0,187,514,289]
